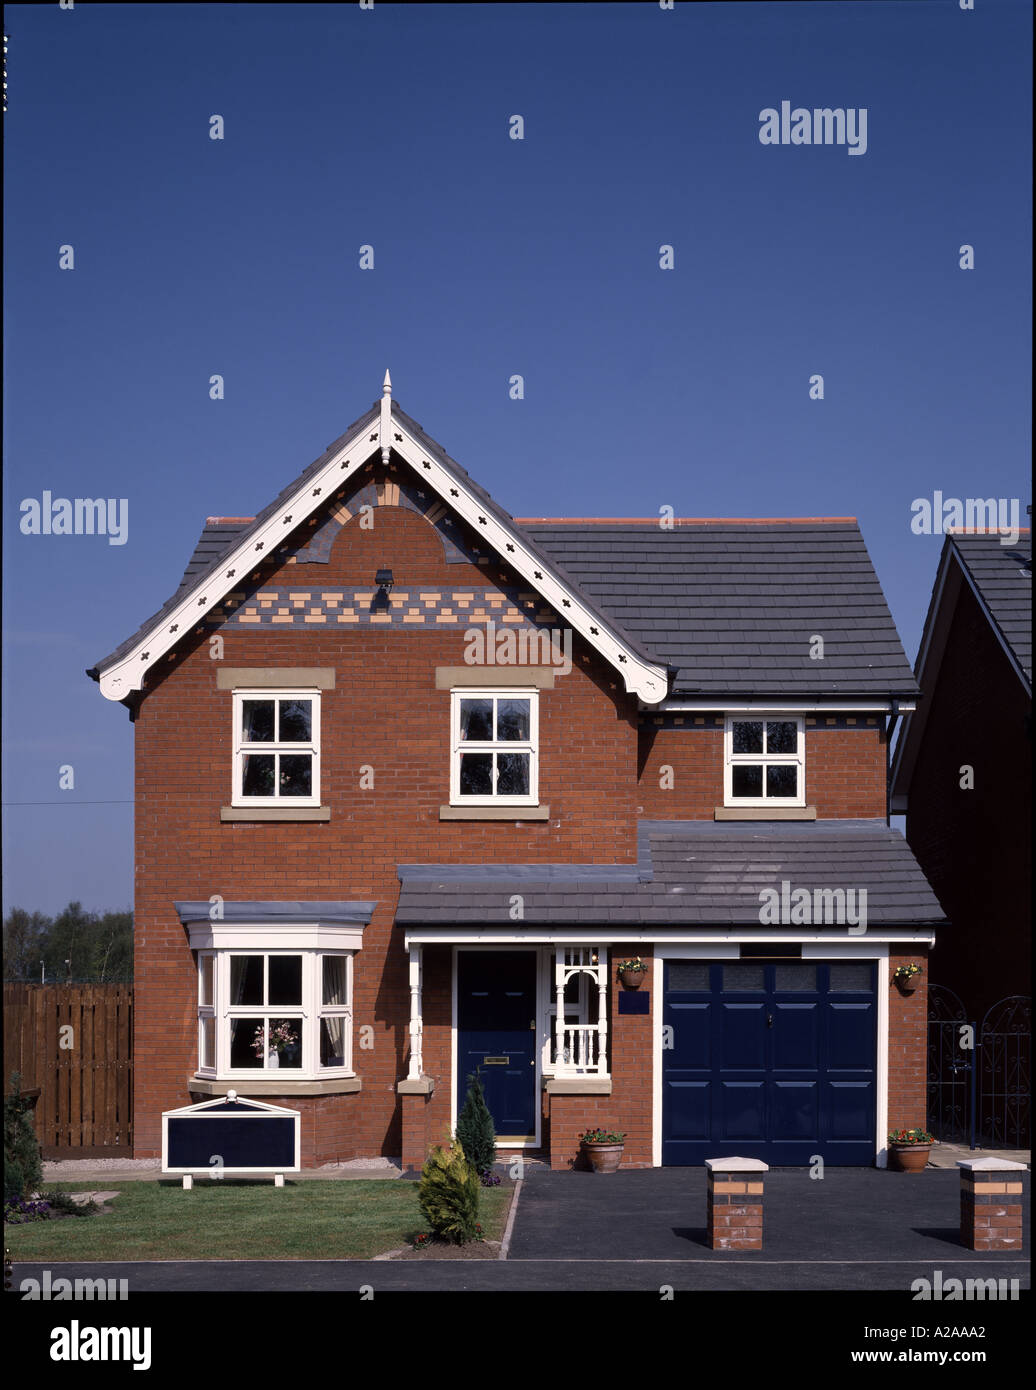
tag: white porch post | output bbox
[596,948,607,1071]
[407,945,423,1080]
[554,951,566,1068]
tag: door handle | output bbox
[766,1013,774,1028]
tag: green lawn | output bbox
[5,1180,513,1261]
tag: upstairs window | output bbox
[232,690,320,807]
[724,716,805,806]
[450,689,538,805]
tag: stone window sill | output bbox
[714,805,816,821]
[221,806,331,822]
[439,804,550,821]
[189,1075,361,1097]
[543,1077,613,1095]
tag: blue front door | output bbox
[457,951,538,1139]
[662,959,877,1165]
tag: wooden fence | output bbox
[3,983,133,1155]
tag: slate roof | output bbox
[89,398,918,701]
[951,534,1032,686]
[519,521,919,698]
[396,819,945,927]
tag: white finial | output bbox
[380,370,392,465]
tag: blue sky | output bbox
[3,1,1031,915]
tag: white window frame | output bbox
[724,714,806,807]
[449,687,539,806]
[231,688,321,808]
[195,948,354,1080]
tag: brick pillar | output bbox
[706,1157,768,1251]
[958,1158,1026,1251]
[397,1078,434,1172]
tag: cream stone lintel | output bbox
[714,806,817,821]
[216,668,336,690]
[189,1076,362,1097]
[439,805,550,821]
[397,1077,435,1096]
[543,1078,613,1096]
[436,666,557,690]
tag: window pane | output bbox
[279,754,312,797]
[270,1019,302,1069]
[460,752,493,795]
[199,955,213,1007]
[829,963,872,992]
[460,699,493,741]
[230,1017,265,1068]
[775,964,817,992]
[323,956,347,1006]
[269,955,302,1005]
[242,754,275,797]
[320,1017,346,1068]
[668,962,709,992]
[766,764,798,798]
[766,721,798,754]
[497,699,530,741]
[732,764,763,797]
[496,752,530,795]
[200,1016,215,1069]
[278,699,312,742]
[230,956,263,1006]
[723,965,764,992]
[733,721,763,754]
[242,700,275,742]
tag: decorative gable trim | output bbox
[95,374,669,704]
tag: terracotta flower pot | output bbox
[581,1142,624,1173]
[895,974,920,994]
[619,969,644,990]
[890,1143,932,1173]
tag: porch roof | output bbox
[396,819,946,927]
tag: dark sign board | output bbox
[162,1093,300,1173]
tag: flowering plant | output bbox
[580,1128,626,1145]
[893,964,922,981]
[252,1022,298,1057]
[888,1127,934,1146]
[4,1196,52,1224]
[616,958,646,975]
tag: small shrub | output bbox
[417,1137,481,1244]
[4,1074,43,1203]
[5,1196,52,1224]
[455,1072,497,1178]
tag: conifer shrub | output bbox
[4,1075,43,1203]
[417,1137,481,1244]
[455,1071,497,1180]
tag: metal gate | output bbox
[927,987,1031,1150]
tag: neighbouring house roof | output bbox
[950,533,1032,686]
[890,530,1032,807]
[87,379,917,706]
[395,819,946,927]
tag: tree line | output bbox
[3,903,132,983]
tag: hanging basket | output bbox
[895,973,921,995]
[619,968,645,990]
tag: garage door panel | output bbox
[772,1003,818,1069]
[664,1081,710,1139]
[772,1080,818,1139]
[719,1081,765,1140]
[720,1003,767,1068]
[826,1081,874,1140]
[827,1002,875,1069]
[668,1001,711,1065]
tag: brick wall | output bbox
[904,578,1031,1020]
[637,718,887,820]
[887,949,930,1135]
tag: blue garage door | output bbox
[663,960,877,1165]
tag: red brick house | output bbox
[89,374,944,1171]
[891,530,1032,1023]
